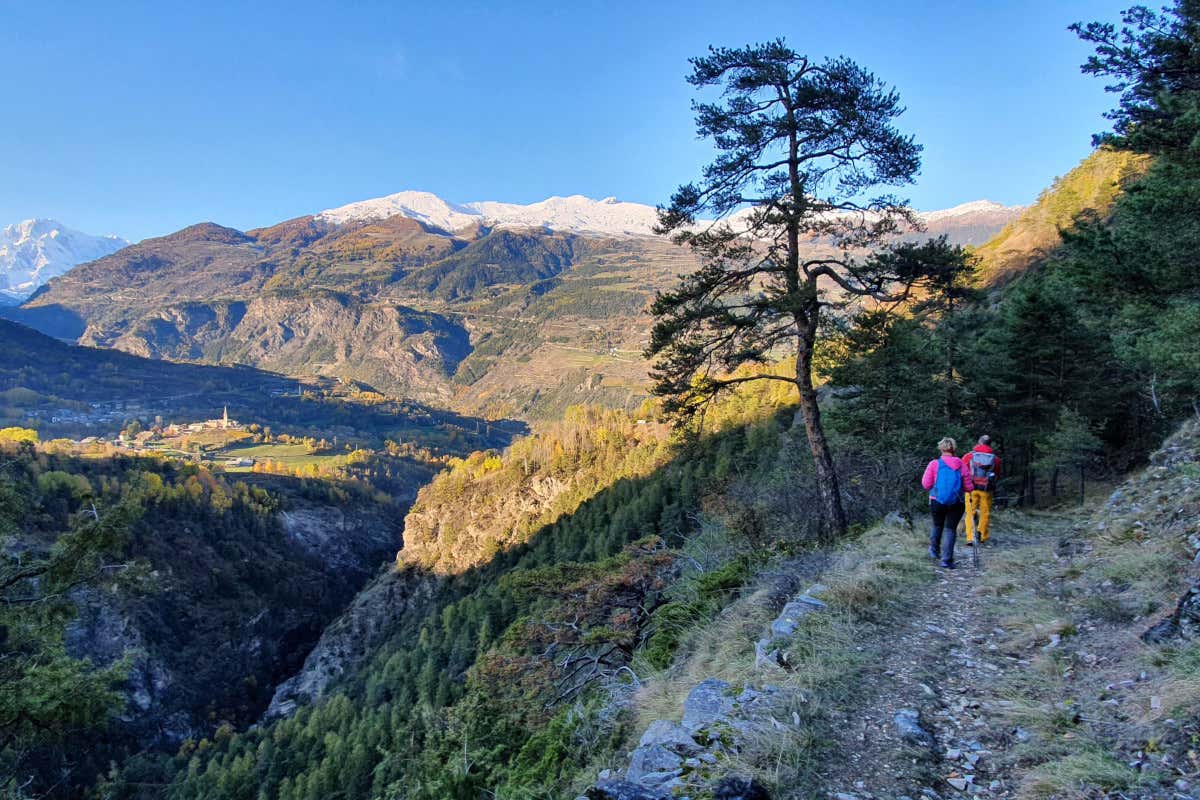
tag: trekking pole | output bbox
[972,512,981,570]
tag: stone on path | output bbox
[894,708,936,748]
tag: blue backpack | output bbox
[932,458,963,504]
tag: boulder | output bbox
[755,637,785,669]
[1142,584,1200,643]
[768,595,826,638]
[713,775,771,799]
[682,678,736,730]
[638,719,703,755]
[626,744,683,784]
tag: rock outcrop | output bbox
[1142,583,1200,643]
[583,678,794,799]
[754,583,828,670]
[583,581,832,800]
[265,565,441,718]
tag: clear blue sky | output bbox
[1,0,1128,241]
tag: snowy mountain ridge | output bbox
[0,219,128,303]
[317,191,1022,238]
[317,191,661,236]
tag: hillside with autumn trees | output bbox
[5,3,1200,800]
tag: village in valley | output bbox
[46,404,378,479]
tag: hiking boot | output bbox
[939,561,955,570]
[928,546,939,559]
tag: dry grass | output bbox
[969,425,1200,797]
[618,521,931,796]
[1018,749,1140,799]
[581,421,1199,797]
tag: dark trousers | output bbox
[929,499,965,565]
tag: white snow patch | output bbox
[317,191,1023,239]
[0,219,129,302]
[918,199,1019,224]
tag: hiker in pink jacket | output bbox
[921,437,974,569]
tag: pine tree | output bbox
[649,40,944,539]
[1072,0,1200,157]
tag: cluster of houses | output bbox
[161,406,242,435]
[68,407,257,469]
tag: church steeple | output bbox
[222,406,229,429]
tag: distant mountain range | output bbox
[2,192,1021,419]
[0,219,128,303]
[317,190,1021,243]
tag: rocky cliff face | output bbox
[60,485,409,751]
[264,565,442,719]
[83,293,471,400]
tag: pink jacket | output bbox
[921,455,975,499]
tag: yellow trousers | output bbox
[965,490,993,542]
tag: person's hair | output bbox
[937,437,956,454]
[978,434,991,445]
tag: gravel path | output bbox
[817,517,1055,800]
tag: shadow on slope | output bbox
[146,401,900,800]
[0,318,526,453]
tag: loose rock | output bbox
[894,708,935,749]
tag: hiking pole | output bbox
[972,518,981,570]
[969,494,981,570]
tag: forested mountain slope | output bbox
[105,376,859,799]
[974,148,1149,285]
[0,441,412,794]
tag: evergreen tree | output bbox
[649,40,936,539]
[0,478,136,793]
[1072,0,1200,157]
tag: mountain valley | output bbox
[4,193,1020,420]
[7,6,1200,798]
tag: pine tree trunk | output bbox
[796,339,848,542]
[1050,467,1059,498]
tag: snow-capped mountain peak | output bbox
[316,191,480,232]
[917,199,1016,224]
[0,219,129,303]
[317,191,1023,240]
[318,191,662,236]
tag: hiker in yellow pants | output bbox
[964,489,992,543]
[963,435,1000,544]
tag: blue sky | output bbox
[2,0,1128,241]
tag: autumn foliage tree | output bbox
[649,40,938,539]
